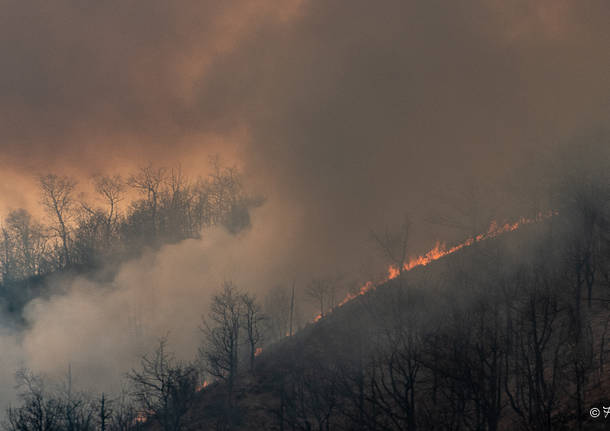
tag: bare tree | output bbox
[127,338,198,431]
[163,166,194,240]
[371,215,411,278]
[106,391,141,431]
[370,288,422,431]
[93,174,124,244]
[503,273,570,431]
[426,178,500,237]
[306,278,331,318]
[6,209,48,277]
[200,281,243,400]
[127,165,166,239]
[207,156,240,226]
[39,174,77,267]
[0,224,16,283]
[2,369,97,431]
[241,292,264,372]
[5,370,60,431]
[97,393,111,431]
[279,357,340,431]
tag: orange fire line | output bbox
[313,211,556,322]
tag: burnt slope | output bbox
[179,218,610,430]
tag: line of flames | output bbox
[313,211,556,322]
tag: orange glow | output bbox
[196,380,210,392]
[321,211,556,320]
[134,411,150,424]
[255,347,263,357]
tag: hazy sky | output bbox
[0,0,609,408]
[0,0,608,269]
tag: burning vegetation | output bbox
[329,210,558,313]
[2,138,609,431]
[0,0,608,427]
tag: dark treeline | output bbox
[263,139,610,431]
[0,158,262,313]
[3,139,609,430]
[2,280,270,431]
[5,159,609,431]
[6,174,608,431]
[257,176,610,431]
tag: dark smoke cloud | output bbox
[1,1,608,262]
[0,0,299,170]
[193,0,610,269]
[0,0,608,409]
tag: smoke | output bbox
[0,0,608,408]
[0,200,307,407]
[0,1,607,224]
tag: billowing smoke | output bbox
[1,0,608,267]
[0,200,307,408]
[0,0,608,410]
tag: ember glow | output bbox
[196,380,210,392]
[329,211,556,312]
[134,412,150,424]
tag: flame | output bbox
[134,411,153,424]
[196,380,210,392]
[327,211,555,315]
[254,347,263,357]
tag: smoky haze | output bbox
[0,212,296,400]
[0,0,608,410]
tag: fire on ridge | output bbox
[313,211,556,322]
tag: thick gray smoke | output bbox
[0,0,608,408]
[0,201,305,408]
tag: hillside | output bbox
[147,217,610,430]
